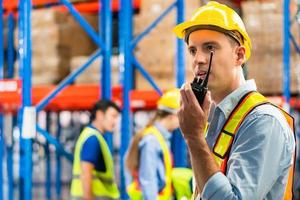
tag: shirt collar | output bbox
[154,122,172,141]
[217,79,257,119]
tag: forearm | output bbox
[186,137,219,193]
[80,162,94,200]
[178,86,218,192]
[81,175,93,200]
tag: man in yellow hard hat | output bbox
[174,1,295,199]
[125,88,180,200]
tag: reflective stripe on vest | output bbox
[70,127,120,199]
[212,91,295,199]
[127,126,173,200]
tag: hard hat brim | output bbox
[173,21,252,61]
[173,21,200,39]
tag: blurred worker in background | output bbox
[125,88,182,200]
[174,1,295,200]
[70,99,121,200]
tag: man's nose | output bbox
[194,51,207,66]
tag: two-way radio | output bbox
[191,51,214,106]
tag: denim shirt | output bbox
[198,80,295,200]
[138,122,172,200]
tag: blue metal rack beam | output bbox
[7,116,17,200]
[37,125,73,161]
[17,2,25,198]
[119,0,134,199]
[175,0,185,88]
[119,0,186,198]
[7,143,14,200]
[18,0,34,199]
[283,0,291,103]
[290,30,300,54]
[100,0,114,152]
[55,113,62,199]
[0,1,3,79]
[172,0,187,167]
[45,112,52,200]
[7,13,15,78]
[0,0,4,198]
[6,13,15,200]
[100,0,112,99]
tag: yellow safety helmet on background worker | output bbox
[157,88,180,114]
[173,1,252,61]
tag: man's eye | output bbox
[207,45,214,51]
[189,48,196,56]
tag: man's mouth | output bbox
[196,71,207,80]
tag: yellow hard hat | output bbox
[173,1,252,61]
[157,88,180,114]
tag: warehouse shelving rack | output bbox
[118,0,187,199]
[283,0,292,105]
[0,0,127,199]
[1,0,299,200]
[0,0,186,200]
[283,0,300,105]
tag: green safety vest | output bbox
[127,126,173,200]
[70,126,120,200]
[171,168,193,200]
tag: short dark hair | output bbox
[90,99,121,122]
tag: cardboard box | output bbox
[134,0,199,89]
[242,0,300,94]
[15,8,99,85]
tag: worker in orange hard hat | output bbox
[174,1,295,200]
[125,88,180,200]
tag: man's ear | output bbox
[235,46,246,66]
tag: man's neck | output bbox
[91,121,104,133]
[156,118,172,132]
[213,71,246,104]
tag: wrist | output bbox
[184,128,206,140]
[184,132,206,146]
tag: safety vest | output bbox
[171,168,193,200]
[127,126,173,200]
[212,91,295,199]
[70,127,120,200]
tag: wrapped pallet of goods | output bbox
[242,0,300,95]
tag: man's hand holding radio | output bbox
[177,83,212,143]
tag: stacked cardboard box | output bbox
[70,55,120,85]
[28,9,68,85]
[63,13,98,57]
[15,8,98,85]
[242,1,300,94]
[134,0,200,89]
